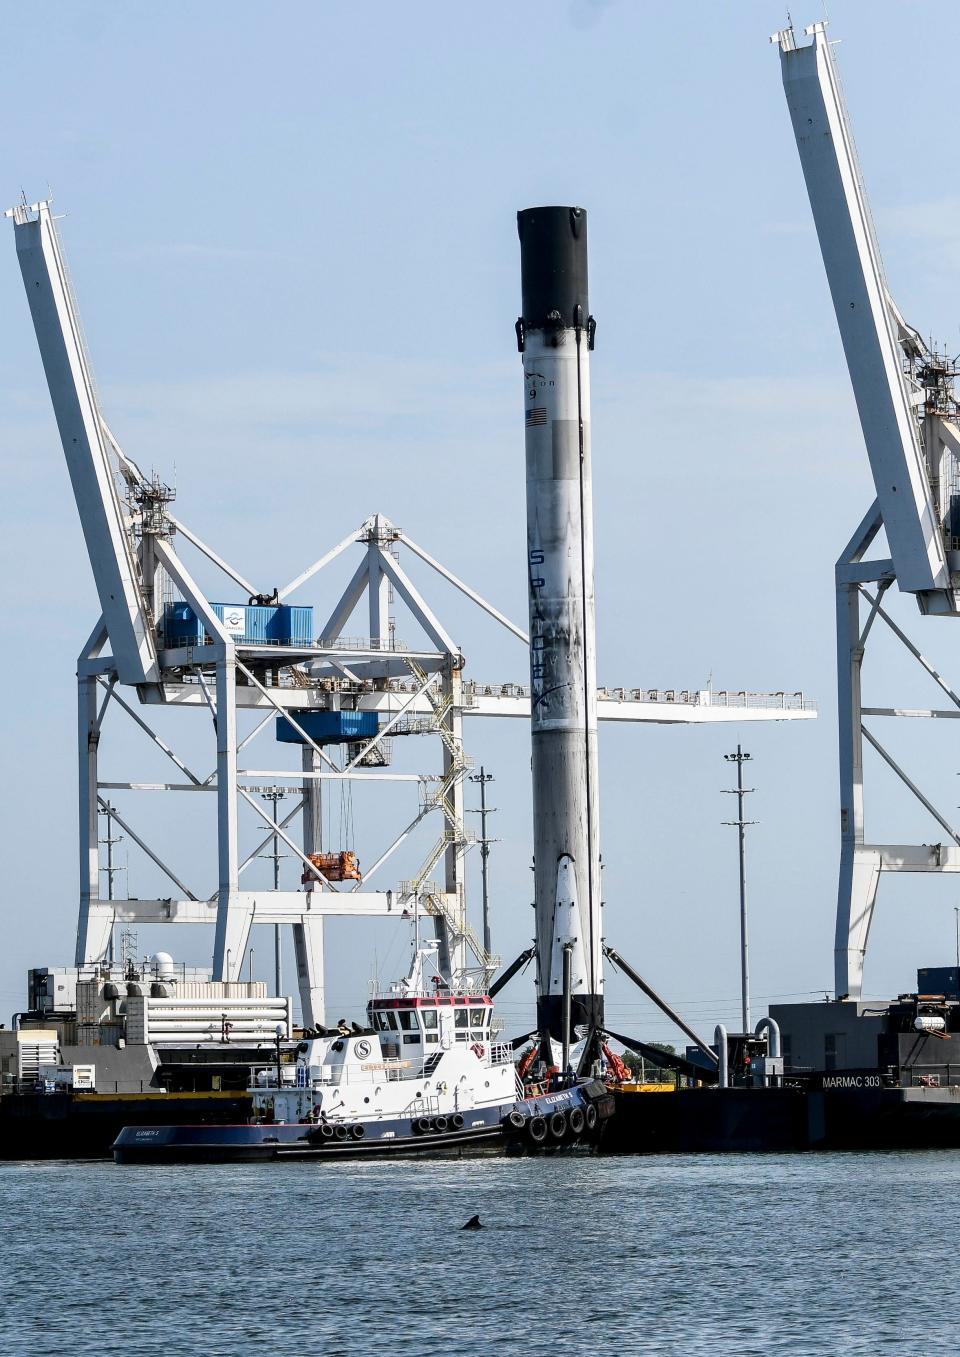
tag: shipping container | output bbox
[275,709,379,746]
[215,602,273,643]
[162,600,205,646]
[162,601,315,647]
[267,604,314,645]
[917,967,960,997]
[286,604,314,645]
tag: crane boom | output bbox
[8,200,159,685]
[776,23,950,601]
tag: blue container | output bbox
[212,602,274,643]
[267,605,314,646]
[163,601,316,647]
[163,601,204,646]
[917,966,960,997]
[285,605,314,645]
[276,709,379,746]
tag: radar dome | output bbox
[151,951,175,980]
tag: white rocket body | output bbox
[518,206,603,1046]
[548,853,590,997]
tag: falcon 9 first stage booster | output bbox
[516,206,604,1057]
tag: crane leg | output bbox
[835,847,881,1001]
[295,747,326,1026]
[836,568,869,999]
[293,918,325,1028]
[835,530,886,1000]
[76,673,113,964]
[212,650,248,980]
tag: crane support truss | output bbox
[776,23,960,997]
[68,514,816,1022]
[835,511,960,999]
[9,199,815,1027]
[73,516,485,1025]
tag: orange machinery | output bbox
[301,851,362,884]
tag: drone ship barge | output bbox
[604,967,960,1153]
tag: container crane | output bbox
[776,22,960,998]
[7,196,816,1030]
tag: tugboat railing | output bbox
[281,1044,516,1090]
[401,1094,440,1116]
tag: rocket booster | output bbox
[517,206,603,1045]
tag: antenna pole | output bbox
[723,746,757,1032]
[468,767,498,956]
[259,787,287,994]
[99,800,124,965]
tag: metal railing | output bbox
[461,681,815,711]
[900,1065,960,1088]
[320,636,413,652]
[402,1093,439,1116]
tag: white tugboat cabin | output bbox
[254,943,520,1134]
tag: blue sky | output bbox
[4,1,960,1038]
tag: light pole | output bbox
[468,768,499,956]
[954,905,959,980]
[274,1022,285,1090]
[723,746,757,1034]
[259,787,287,994]
[99,801,124,965]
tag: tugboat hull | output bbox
[113,1116,510,1164]
[113,1081,615,1163]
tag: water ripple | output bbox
[1,1152,957,1356]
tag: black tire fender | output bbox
[527,1115,548,1144]
[549,1110,568,1140]
[568,1106,585,1136]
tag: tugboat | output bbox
[112,942,612,1163]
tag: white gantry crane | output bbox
[7,197,815,1026]
[776,22,960,999]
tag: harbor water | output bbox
[1,1151,956,1356]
